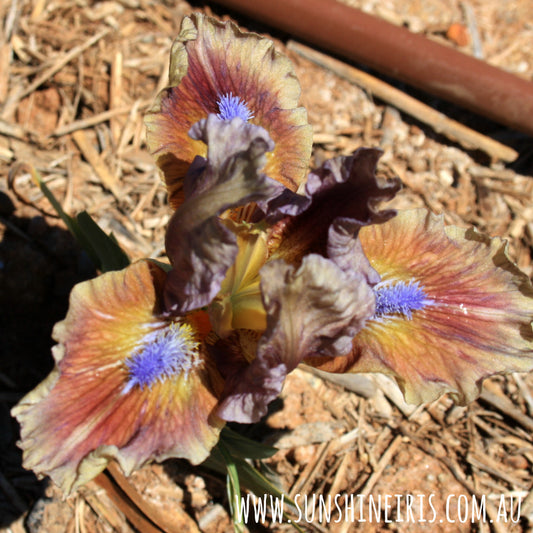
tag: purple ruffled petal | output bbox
[164,116,283,314]
[254,187,311,223]
[327,217,381,286]
[217,253,375,422]
[273,147,401,265]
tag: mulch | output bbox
[1,0,532,531]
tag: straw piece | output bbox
[110,50,124,144]
[94,472,164,533]
[0,118,26,139]
[0,42,11,103]
[52,100,152,137]
[480,381,533,433]
[72,129,120,198]
[30,0,47,20]
[398,425,509,533]
[106,463,200,533]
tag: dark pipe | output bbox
[212,0,533,137]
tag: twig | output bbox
[513,373,533,415]
[105,462,201,533]
[397,426,509,533]
[3,0,19,42]
[480,381,533,433]
[520,488,533,520]
[289,442,331,498]
[77,496,90,533]
[30,0,47,20]
[335,435,403,533]
[110,50,124,144]
[467,451,529,489]
[117,99,143,156]
[72,129,120,198]
[94,472,165,533]
[0,118,26,140]
[81,487,128,532]
[358,434,403,498]
[326,453,351,500]
[52,100,152,137]
[461,2,484,59]
[288,40,518,163]
[0,42,11,103]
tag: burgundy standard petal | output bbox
[271,147,401,265]
[216,254,375,422]
[164,116,282,314]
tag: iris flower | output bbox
[13,12,533,498]
[145,13,313,208]
[13,12,314,495]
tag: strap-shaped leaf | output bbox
[29,165,129,272]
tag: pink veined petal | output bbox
[144,13,312,209]
[311,209,533,405]
[12,261,224,494]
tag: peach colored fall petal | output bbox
[144,13,312,208]
[12,261,224,494]
[311,209,533,405]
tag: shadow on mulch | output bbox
[0,190,95,527]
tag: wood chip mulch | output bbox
[1,0,532,532]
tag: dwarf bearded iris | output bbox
[12,14,533,498]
